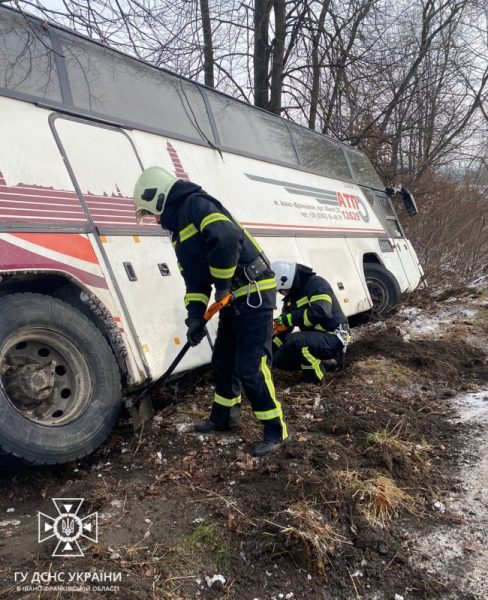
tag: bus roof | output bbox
[0,5,384,190]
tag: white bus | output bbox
[0,6,423,464]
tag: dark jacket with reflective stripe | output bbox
[161,180,276,318]
[281,265,347,332]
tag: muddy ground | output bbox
[0,284,487,600]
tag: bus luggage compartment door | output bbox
[52,115,212,381]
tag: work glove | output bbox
[215,288,232,303]
[275,313,293,328]
[185,316,206,347]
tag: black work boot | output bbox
[194,419,240,433]
[195,406,240,434]
[254,439,283,457]
[301,362,326,384]
[322,358,339,373]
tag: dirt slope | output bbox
[0,285,487,600]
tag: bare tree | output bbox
[200,0,215,87]
[10,0,488,181]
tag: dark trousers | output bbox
[210,307,288,442]
[273,330,344,374]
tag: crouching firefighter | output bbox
[133,167,288,456]
[271,261,352,384]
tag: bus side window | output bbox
[288,124,352,181]
[346,149,384,189]
[59,32,214,145]
[376,193,404,238]
[0,12,61,101]
[206,91,298,166]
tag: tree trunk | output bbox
[254,0,272,109]
[308,1,330,129]
[199,0,215,88]
[269,0,286,115]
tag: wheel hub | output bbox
[0,329,93,426]
[14,363,56,404]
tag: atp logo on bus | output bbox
[336,193,369,223]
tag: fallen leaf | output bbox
[464,540,481,553]
[227,512,238,531]
[236,454,254,471]
[147,484,160,496]
[264,463,281,474]
[444,512,466,525]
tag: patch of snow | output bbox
[175,423,192,433]
[470,274,488,289]
[0,520,20,527]
[452,391,488,424]
[411,388,488,599]
[396,305,460,337]
[205,574,225,588]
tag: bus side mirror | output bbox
[385,186,419,217]
[400,187,418,217]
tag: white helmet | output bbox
[272,261,297,291]
[133,166,178,223]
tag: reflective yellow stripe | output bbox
[296,296,309,308]
[230,218,262,252]
[184,293,209,307]
[314,324,336,333]
[255,407,283,420]
[310,294,332,303]
[303,309,313,327]
[257,355,288,440]
[213,393,241,407]
[200,212,231,231]
[233,278,276,299]
[301,347,324,381]
[244,228,262,252]
[286,313,293,327]
[172,240,177,248]
[177,261,183,273]
[273,337,283,347]
[209,265,236,279]
[179,223,198,242]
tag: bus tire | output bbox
[0,293,121,465]
[364,263,401,317]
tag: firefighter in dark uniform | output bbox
[133,167,288,456]
[271,261,351,383]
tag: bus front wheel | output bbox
[0,293,121,465]
[364,263,401,317]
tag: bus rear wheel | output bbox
[0,293,121,465]
[364,263,401,317]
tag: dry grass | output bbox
[366,423,432,470]
[273,502,344,576]
[336,470,417,528]
[351,358,413,389]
